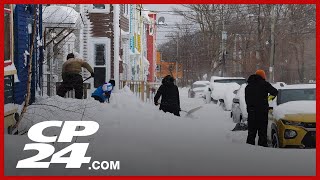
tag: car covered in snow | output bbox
[230,83,247,123]
[188,81,210,98]
[268,84,316,148]
[205,76,246,110]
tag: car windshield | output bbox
[278,88,316,105]
[214,79,247,85]
[192,84,206,88]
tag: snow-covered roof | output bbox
[4,64,17,72]
[279,84,316,90]
[273,101,316,120]
[43,5,82,29]
[142,9,151,23]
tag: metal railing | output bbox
[120,80,161,103]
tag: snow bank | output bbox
[273,101,316,119]
[4,89,315,176]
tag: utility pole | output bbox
[113,4,120,91]
[176,32,179,86]
[164,34,179,84]
[269,5,276,83]
[221,5,227,77]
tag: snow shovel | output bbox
[232,122,248,131]
[157,103,202,117]
[181,106,203,117]
[83,76,92,82]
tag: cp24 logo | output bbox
[16,121,99,169]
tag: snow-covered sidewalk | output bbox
[4,87,315,176]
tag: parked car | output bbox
[207,76,247,111]
[231,84,247,123]
[231,82,285,124]
[188,81,210,98]
[268,84,316,148]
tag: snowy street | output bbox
[4,87,315,176]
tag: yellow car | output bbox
[268,84,316,148]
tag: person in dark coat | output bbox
[154,75,181,116]
[245,69,278,147]
[57,53,94,99]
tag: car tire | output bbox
[271,130,280,148]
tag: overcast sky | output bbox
[143,4,188,46]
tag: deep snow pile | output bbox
[5,87,315,176]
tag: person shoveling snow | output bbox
[154,75,181,116]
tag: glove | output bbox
[91,72,95,78]
[155,102,159,106]
[268,95,275,101]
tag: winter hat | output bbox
[109,79,116,87]
[255,69,266,80]
[67,53,75,60]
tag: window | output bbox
[278,88,316,105]
[122,5,129,16]
[93,4,105,9]
[90,4,110,13]
[94,44,106,65]
[4,75,14,104]
[4,5,12,64]
[156,65,160,72]
[94,67,106,88]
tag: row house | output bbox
[4,5,43,130]
[128,5,156,82]
[146,12,157,82]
